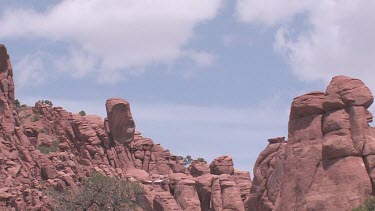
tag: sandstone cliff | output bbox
[2,43,375,211]
[0,45,251,210]
[248,76,375,211]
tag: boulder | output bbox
[210,155,235,175]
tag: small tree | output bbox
[48,173,146,211]
[14,99,21,108]
[79,110,86,116]
[183,155,193,166]
[39,100,53,107]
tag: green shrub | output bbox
[79,110,86,116]
[36,140,59,154]
[183,155,193,166]
[197,157,207,163]
[353,196,375,211]
[39,100,53,107]
[48,173,146,211]
[31,114,39,122]
[39,128,48,134]
[23,113,32,119]
[14,99,21,108]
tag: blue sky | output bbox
[1,0,375,173]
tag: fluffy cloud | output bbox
[236,0,314,26]
[0,0,222,82]
[14,52,48,87]
[237,0,375,91]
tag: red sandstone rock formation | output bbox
[105,98,135,145]
[9,42,375,211]
[248,75,375,211]
[0,44,250,210]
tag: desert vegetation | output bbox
[36,140,60,154]
[79,110,86,116]
[353,196,375,211]
[48,173,146,211]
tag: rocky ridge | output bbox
[248,76,375,210]
[2,43,375,211]
[0,44,251,210]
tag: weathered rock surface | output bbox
[248,75,375,211]
[210,155,235,175]
[106,98,135,144]
[189,160,210,177]
[0,44,250,210]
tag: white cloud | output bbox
[185,51,215,68]
[237,0,375,92]
[55,48,97,79]
[14,52,48,87]
[236,0,313,26]
[0,0,223,82]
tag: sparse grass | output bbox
[23,113,32,119]
[31,114,39,122]
[36,140,59,154]
[39,128,48,134]
[353,196,375,211]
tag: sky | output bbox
[1,0,375,174]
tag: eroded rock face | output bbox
[0,44,251,210]
[248,75,375,211]
[211,174,245,211]
[189,160,210,177]
[210,155,235,175]
[106,98,135,144]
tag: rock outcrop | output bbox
[248,75,375,211]
[105,98,135,145]
[0,44,250,210]
[7,43,375,211]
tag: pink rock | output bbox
[247,142,286,211]
[189,160,210,177]
[0,45,11,73]
[289,91,326,120]
[211,174,245,211]
[249,75,375,211]
[326,75,373,108]
[125,168,150,182]
[171,177,201,210]
[41,165,57,180]
[196,174,215,210]
[153,192,180,211]
[231,170,252,202]
[210,155,234,175]
[106,98,135,144]
[267,137,285,144]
